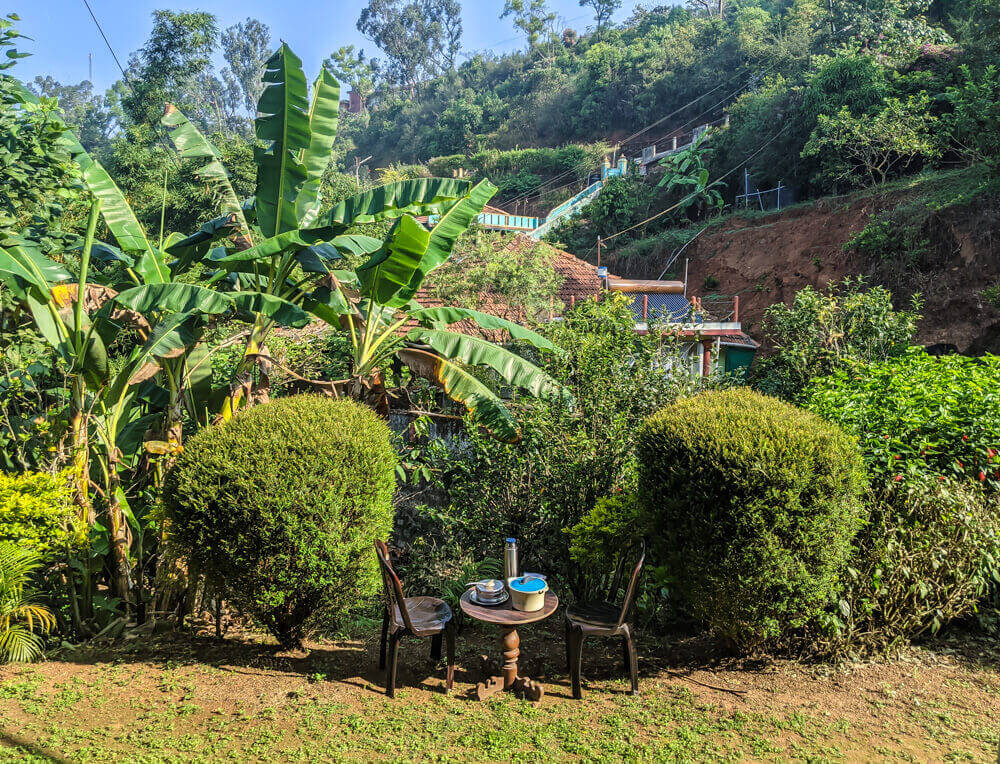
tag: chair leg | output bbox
[386,631,401,698]
[379,611,389,670]
[444,623,456,694]
[430,633,442,662]
[564,620,572,673]
[625,633,639,695]
[621,635,630,674]
[569,626,584,700]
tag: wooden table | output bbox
[459,589,559,701]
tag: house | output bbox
[417,234,759,377]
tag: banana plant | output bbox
[159,44,476,411]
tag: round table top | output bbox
[459,589,559,626]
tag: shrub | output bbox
[0,470,85,560]
[820,479,1000,656]
[567,492,641,576]
[752,278,920,402]
[163,396,397,648]
[637,388,867,648]
[806,351,1000,493]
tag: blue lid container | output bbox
[509,576,547,593]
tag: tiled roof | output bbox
[408,234,607,339]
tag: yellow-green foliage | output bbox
[568,493,640,575]
[0,470,85,560]
[637,388,867,648]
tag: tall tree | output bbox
[323,45,378,108]
[579,0,622,32]
[357,0,462,93]
[120,10,218,130]
[501,0,556,49]
[220,18,271,118]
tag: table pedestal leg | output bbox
[475,627,544,702]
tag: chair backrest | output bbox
[374,540,416,632]
[607,539,646,629]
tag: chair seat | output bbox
[393,596,452,636]
[566,600,622,632]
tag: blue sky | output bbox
[15,1,644,92]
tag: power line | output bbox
[81,0,130,86]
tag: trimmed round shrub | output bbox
[164,395,397,648]
[637,388,867,648]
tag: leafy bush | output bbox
[567,492,640,576]
[164,396,397,648]
[806,351,1000,492]
[752,278,920,402]
[0,470,85,560]
[943,65,1000,171]
[637,388,867,648]
[820,479,1000,656]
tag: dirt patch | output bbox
[2,623,998,761]
[605,186,1000,354]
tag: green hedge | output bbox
[163,396,397,648]
[806,350,1000,492]
[0,470,84,560]
[637,388,866,648]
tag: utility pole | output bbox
[596,236,602,268]
[88,52,93,83]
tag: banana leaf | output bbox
[254,43,310,238]
[114,283,232,316]
[356,215,431,307]
[213,226,340,265]
[405,328,565,401]
[398,347,519,441]
[322,178,472,227]
[296,68,340,228]
[166,213,242,271]
[162,104,248,234]
[408,306,557,351]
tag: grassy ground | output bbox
[1,620,998,762]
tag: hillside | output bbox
[604,169,1000,353]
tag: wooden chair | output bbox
[565,540,646,699]
[374,540,456,697]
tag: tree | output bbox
[120,10,219,130]
[220,18,271,120]
[501,0,556,49]
[580,0,623,32]
[802,95,941,187]
[357,0,462,93]
[28,76,114,153]
[323,45,378,108]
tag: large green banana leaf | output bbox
[331,234,383,257]
[213,226,340,265]
[396,179,496,304]
[0,242,72,299]
[405,328,565,402]
[110,312,201,397]
[229,292,311,328]
[322,178,472,227]
[296,69,340,228]
[408,306,557,351]
[19,82,154,260]
[255,43,310,238]
[162,104,249,235]
[397,348,519,442]
[114,284,232,316]
[356,215,431,307]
